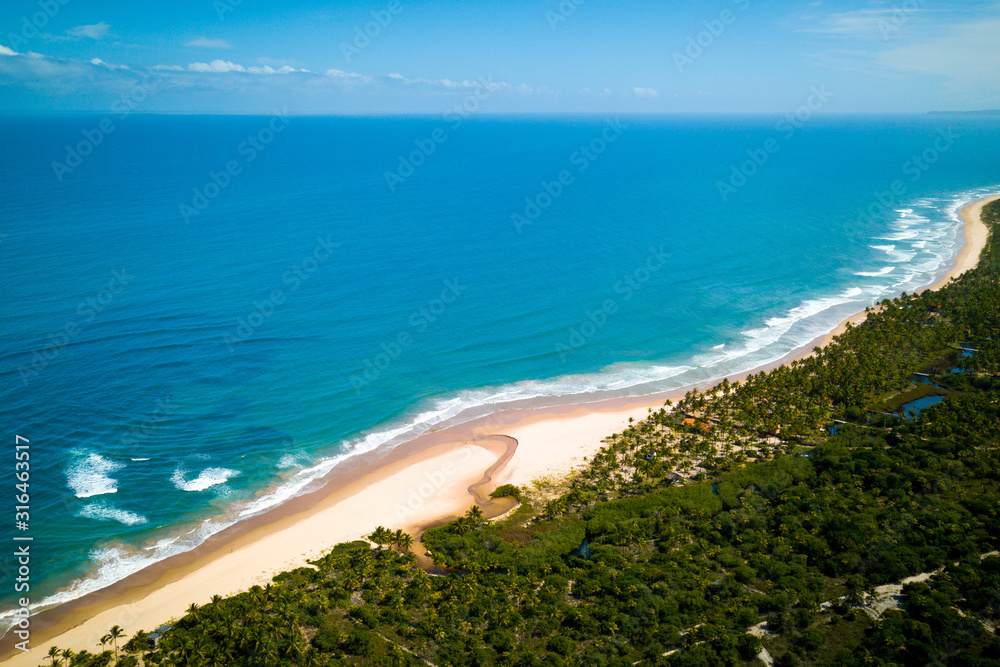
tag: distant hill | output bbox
[928,109,1000,115]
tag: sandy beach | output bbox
[813,194,996,349]
[2,194,995,666]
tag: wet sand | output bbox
[3,194,995,666]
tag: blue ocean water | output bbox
[1,114,998,618]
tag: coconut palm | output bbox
[369,526,391,550]
[106,625,126,662]
[466,504,485,525]
[452,517,472,535]
[393,529,414,551]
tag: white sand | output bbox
[5,195,996,666]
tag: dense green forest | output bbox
[38,199,1000,666]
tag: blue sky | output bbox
[1,0,998,114]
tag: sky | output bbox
[1,0,999,114]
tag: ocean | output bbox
[1,113,998,620]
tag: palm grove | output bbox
[37,200,1000,666]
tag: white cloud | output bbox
[67,22,110,40]
[185,38,232,49]
[634,87,659,98]
[386,72,519,92]
[246,65,305,74]
[875,19,1000,80]
[170,59,309,75]
[326,68,372,82]
[90,57,129,70]
[0,44,18,56]
[188,59,245,73]
[791,7,933,39]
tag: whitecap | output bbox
[13,185,1000,638]
[77,502,148,526]
[855,267,894,277]
[66,452,124,498]
[878,230,919,241]
[276,454,302,469]
[171,466,239,492]
[888,250,917,263]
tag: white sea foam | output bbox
[276,454,303,469]
[131,457,150,462]
[879,230,920,241]
[78,502,148,526]
[11,185,1000,637]
[171,466,239,492]
[66,452,124,498]
[888,250,917,263]
[855,267,894,277]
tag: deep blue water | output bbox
[1,113,999,618]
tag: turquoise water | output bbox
[1,114,998,618]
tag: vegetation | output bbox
[490,484,523,502]
[38,199,1000,666]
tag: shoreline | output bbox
[2,194,995,665]
[813,194,996,349]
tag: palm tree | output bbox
[106,624,126,662]
[392,529,414,552]
[466,504,485,525]
[369,526,390,550]
[452,517,472,535]
[126,630,151,658]
[45,646,61,666]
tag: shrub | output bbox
[491,484,522,501]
